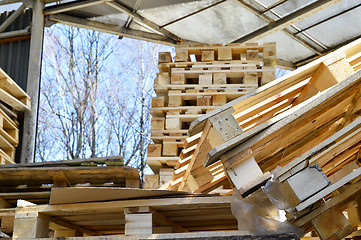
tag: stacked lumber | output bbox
[164,38,361,239]
[167,37,361,194]
[0,68,31,164]
[146,43,276,189]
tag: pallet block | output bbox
[212,94,227,106]
[152,97,165,108]
[218,47,232,61]
[162,142,179,156]
[246,49,259,60]
[199,74,213,85]
[171,73,186,85]
[151,118,165,130]
[166,117,181,130]
[201,51,215,62]
[148,144,162,157]
[243,74,258,85]
[125,213,153,235]
[175,49,189,62]
[213,72,227,84]
[168,90,182,107]
[261,67,275,85]
[157,73,170,85]
[159,52,172,63]
[159,168,174,186]
[197,96,212,106]
[144,174,159,189]
[13,212,49,238]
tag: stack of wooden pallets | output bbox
[0,68,30,164]
[146,43,277,188]
[164,38,361,239]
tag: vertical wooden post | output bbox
[13,212,49,238]
[21,0,45,163]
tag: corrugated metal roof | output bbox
[43,0,361,69]
[0,8,31,91]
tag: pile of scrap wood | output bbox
[146,42,276,189]
[163,37,361,239]
[0,68,30,164]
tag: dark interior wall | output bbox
[0,8,32,163]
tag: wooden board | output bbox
[50,188,193,205]
[0,165,140,189]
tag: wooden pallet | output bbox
[11,194,237,237]
[0,157,140,198]
[147,43,276,176]
[168,37,361,194]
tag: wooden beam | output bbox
[233,0,342,43]
[204,65,361,167]
[48,170,71,187]
[15,196,232,215]
[105,0,182,43]
[47,14,177,46]
[274,117,361,182]
[49,216,102,236]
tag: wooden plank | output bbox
[205,70,361,167]
[50,215,101,236]
[311,206,353,240]
[188,43,358,137]
[49,188,191,205]
[274,117,361,182]
[0,165,139,187]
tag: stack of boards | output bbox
[146,43,276,189]
[0,68,30,164]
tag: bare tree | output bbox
[105,38,171,184]
[38,25,113,160]
[37,24,172,186]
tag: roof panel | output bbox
[139,0,267,44]
[43,0,361,68]
[258,31,315,62]
[302,9,361,48]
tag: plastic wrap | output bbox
[263,177,292,211]
[231,189,304,238]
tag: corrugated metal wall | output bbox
[0,8,32,91]
[0,8,32,163]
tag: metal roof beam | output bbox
[233,0,342,43]
[47,14,178,46]
[105,0,183,43]
[0,3,26,33]
[260,0,288,13]
[234,0,323,55]
[0,0,21,5]
[44,0,106,15]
